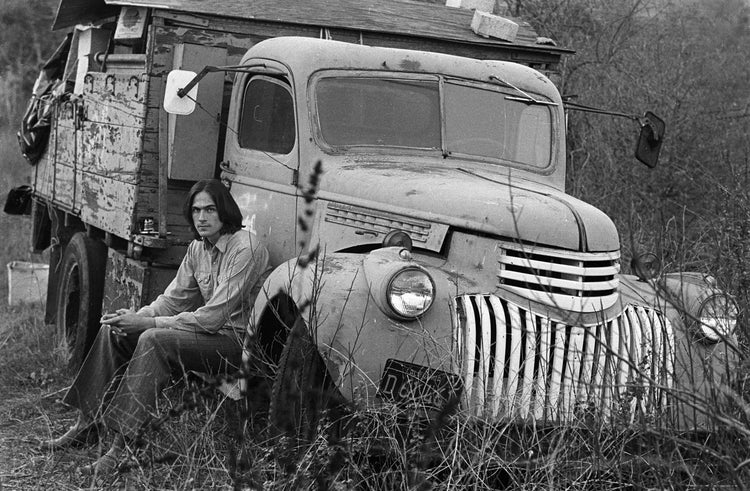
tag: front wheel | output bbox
[55,232,107,371]
[269,317,344,446]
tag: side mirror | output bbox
[163,70,198,115]
[635,111,665,168]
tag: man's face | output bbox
[191,191,224,243]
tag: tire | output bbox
[269,316,343,446]
[55,232,107,371]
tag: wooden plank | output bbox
[54,115,77,167]
[135,182,159,217]
[78,122,143,184]
[81,73,148,127]
[77,171,137,236]
[32,154,55,201]
[150,22,558,74]
[140,131,160,188]
[54,0,119,30]
[48,162,76,209]
[107,0,562,52]
[150,26,264,76]
[165,186,195,243]
[155,73,169,237]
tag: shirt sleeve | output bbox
[146,239,269,334]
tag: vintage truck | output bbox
[15,0,738,435]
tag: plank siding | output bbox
[105,0,563,54]
[153,15,560,67]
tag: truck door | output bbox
[222,69,299,267]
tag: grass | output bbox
[1,290,749,490]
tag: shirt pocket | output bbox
[194,271,213,300]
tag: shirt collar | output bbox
[202,232,231,253]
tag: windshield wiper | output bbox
[489,75,558,106]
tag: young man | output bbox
[44,178,269,476]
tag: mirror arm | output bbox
[563,100,640,121]
[176,64,276,98]
[177,66,220,98]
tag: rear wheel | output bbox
[269,316,344,446]
[55,232,107,371]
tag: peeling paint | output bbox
[399,58,422,71]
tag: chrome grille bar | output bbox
[454,295,674,422]
[487,295,506,418]
[497,242,621,313]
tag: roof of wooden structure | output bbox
[53,0,571,55]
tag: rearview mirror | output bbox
[635,111,665,168]
[163,70,198,115]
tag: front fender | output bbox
[248,249,459,404]
[620,272,740,429]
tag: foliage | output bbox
[512,0,750,331]
[0,0,58,127]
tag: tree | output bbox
[512,0,750,288]
[0,0,58,126]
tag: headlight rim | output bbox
[695,293,739,343]
[385,266,436,320]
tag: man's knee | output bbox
[133,327,178,358]
[135,327,162,347]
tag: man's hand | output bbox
[101,309,155,336]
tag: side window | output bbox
[238,76,295,154]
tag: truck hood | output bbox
[320,160,619,252]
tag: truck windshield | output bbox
[315,76,553,168]
[317,78,441,149]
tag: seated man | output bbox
[44,178,269,476]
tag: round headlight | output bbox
[698,294,739,342]
[387,268,435,319]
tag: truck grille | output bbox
[497,243,620,312]
[453,295,674,422]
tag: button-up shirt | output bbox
[137,229,269,334]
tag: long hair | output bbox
[183,179,244,239]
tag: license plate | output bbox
[377,359,463,410]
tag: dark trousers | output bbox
[63,324,243,439]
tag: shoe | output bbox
[78,434,125,479]
[42,421,99,450]
[78,451,120,477]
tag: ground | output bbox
[2,302,750,490]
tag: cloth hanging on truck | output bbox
[17,34,71,165]
[4,185,32,215]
